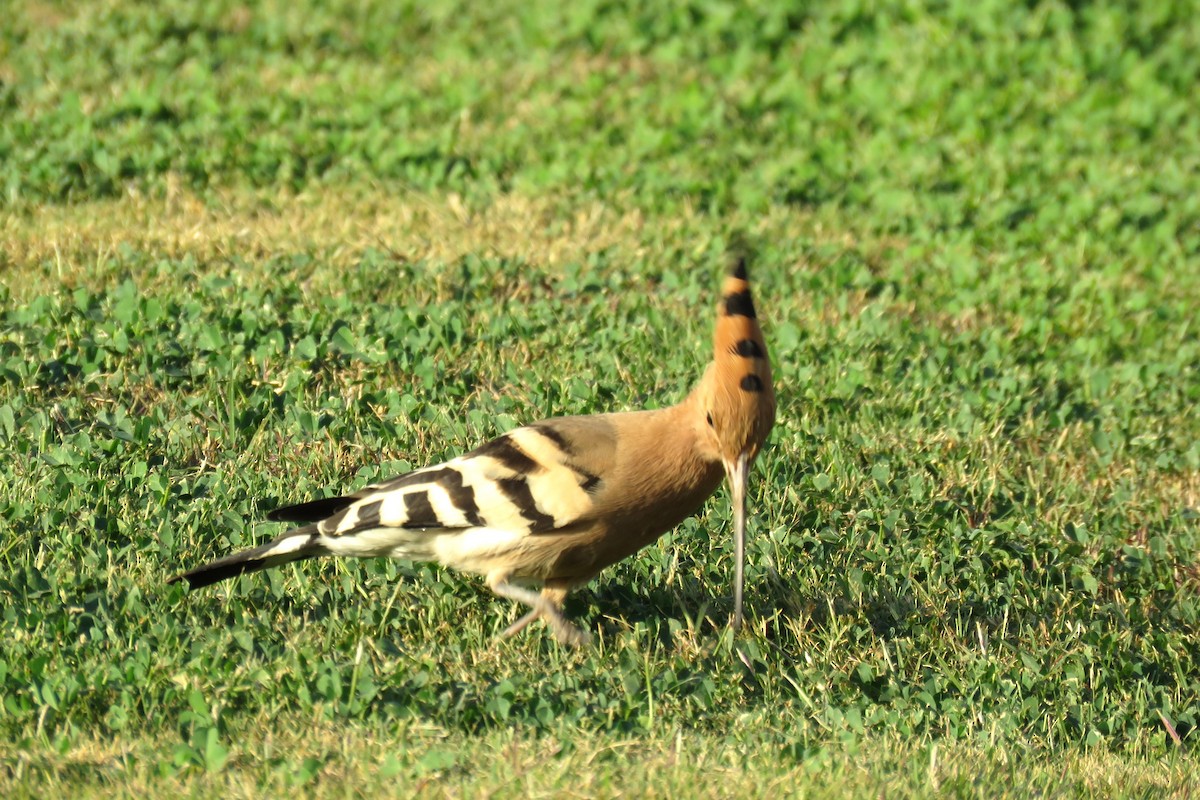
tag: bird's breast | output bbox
[517,455,724,584]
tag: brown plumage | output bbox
[171,253,776,645]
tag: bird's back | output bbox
[263,403,722,585]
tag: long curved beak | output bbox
[722,451,751,630]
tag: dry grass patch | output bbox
[4,727,1195,799]
[0,182,645,296]
[0,181,840,303]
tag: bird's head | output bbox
[691,248,776,630]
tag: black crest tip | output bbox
[729,254,749,280]
[725,233,754,280]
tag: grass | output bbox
[4,728,1196,799]
[2,0,1199,795]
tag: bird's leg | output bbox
[494,582,573,638]
[498,584,570,638]
[488,576,590,646]
[500,608,541,639]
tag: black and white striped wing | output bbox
[269,423,607,540]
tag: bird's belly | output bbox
[535,493,720,584]
[319,526,527,576]
[499,523,669,586]
[428,527,530,574]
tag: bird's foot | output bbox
[498,609,592,647]
[549,619,592,647]
[500,609,540,639]
[489,576,591,647]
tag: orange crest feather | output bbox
[709,254,776,463]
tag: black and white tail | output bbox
[170,426,600,591]
[168,524,323,589]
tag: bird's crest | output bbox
[705,248,776,464]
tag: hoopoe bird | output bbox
[171,254,775,645]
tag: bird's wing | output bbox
[268,419,618,539]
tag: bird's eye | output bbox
[706,412,714,428]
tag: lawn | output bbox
[1,0,1198,796]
